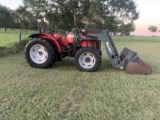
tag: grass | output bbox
[1,41,160,120]
[0,39,30,56]
[113,36,160,42]
[0,29,36,47]
[0,29,36,56]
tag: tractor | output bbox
[24,28,152,74]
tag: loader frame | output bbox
[81,29,125,69]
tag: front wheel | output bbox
[24,38,55,68]
[74,47,101,72]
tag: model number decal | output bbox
[106,42,112,53]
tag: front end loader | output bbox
[83,29,152,74]
[24,28,152,74]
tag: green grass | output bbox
[1,41,160,120]
[0,29,36,47]
[0,29,35,56]
[113,36,160,42]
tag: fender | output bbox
[29,33,61,53]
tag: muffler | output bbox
[120,47,152,74]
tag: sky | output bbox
[131,0,160,36]
[0,0,160,36]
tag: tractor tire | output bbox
[24,38,55,68]
[74,47,101,72]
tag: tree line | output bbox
[148,25,160,36]
[0,0,139,35]
[0,5,37,33]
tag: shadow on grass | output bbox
[51,58,121,73]
[52,58,76,71]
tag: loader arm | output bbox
[84,29,125,69]
[83,28,152,74]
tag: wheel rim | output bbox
[79,52,96,69]
[30,44,48,64]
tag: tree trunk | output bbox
[4,27,7,32]
[19,29,22,43]
[73,8,77,27]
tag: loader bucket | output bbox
[120,47,152,74]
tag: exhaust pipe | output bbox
[120,48,152,74]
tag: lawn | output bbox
[0,41,160,120]
[113,35,160,42]
[0,29,36,47]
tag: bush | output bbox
[0,39,29,57]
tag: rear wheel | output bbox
[24,38,55,68]
[74,47,101,72]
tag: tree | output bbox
[15,6,37,33]
[23,0,139,33]
[117,22,135,35]
[148,25,158,36]
[79,0,139,34]
[10,10,19,30]
[0,5,12,32]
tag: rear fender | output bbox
[29,33,61,53]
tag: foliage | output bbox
[0,5,12,32]
[0,39,29,56]
[86,0,138,35]
[23,0,139,34]
[148,25,158,36]
[14,6,38,32]
[0,0,139,34]
[0,4,38,31]
[1,42,160,119]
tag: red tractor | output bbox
[25,28,152,74]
